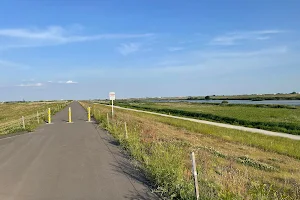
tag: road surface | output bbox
[0,102,157,200]
[112,105,300,141]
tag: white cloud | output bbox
[54,80,78,84]
[210,30,285,45]
[168,47,184,52]
[0,26,154,49]
[66,80,78,84]
[117,43,141,55]
[17,83,43,87]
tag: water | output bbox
[151,99,300,106]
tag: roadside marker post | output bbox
[124,122,128,139]
[47,108,53,124]
[191,152,200,200]
[67,107,73,123]
[22,116,25,129]
[37,111,39,124]
[107,113,110,126]
[109,92,115,116]
[88,107,91,122]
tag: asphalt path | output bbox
[0,101,157,200]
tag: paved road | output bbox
[0,102,157,200]
[112,106,300,141]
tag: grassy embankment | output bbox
[81,102,300,200]
[0,101,69,135]
[113,102,300,135]
[136,93,300,101]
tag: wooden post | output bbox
[191,152,199,200]
[111,100,114,116]
[37,111,40,124]
[22,116,25,129]
[107,113,110,126]
[124,122,128,139]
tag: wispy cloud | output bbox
[210,30,285,45]
[197,46,288,58]
[65,80,78,84]
[50,80,78,84]
[151,46,290,75]
[0,26,154,49]
[168,47,184,52]
[117,43,141,55]
[16,83,43,87]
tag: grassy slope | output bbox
[142,93,300,100]
[0,102,68,134]
[117,102,300,135]
[82,102,300,200]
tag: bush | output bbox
[221,100,229,104]
[205,96,211,100]
[251,97,264,101]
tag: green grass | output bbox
[81,102,300,200]
[0,101,68,135]
[127,107,300,159]
[115,102,300,135]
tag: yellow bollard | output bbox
[68,107,72,123]
[48,108,51,124]
[88,107,91,122]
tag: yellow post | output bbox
[88,107,91,122]
[68,107,72,123]
[48,108,51,124]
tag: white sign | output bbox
[109,92,115,100]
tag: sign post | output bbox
[109,92,115,116]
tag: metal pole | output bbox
[68,107,72,123]
[191,152,199,200]
[48,108,51,124]
[88,107,91,122]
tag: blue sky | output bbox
[0,0,299,101]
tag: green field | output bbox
[81,102,300,200]
[115,102,300,135]
[0,101,68,135]
[128,93,300,101]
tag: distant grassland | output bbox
[82,102,300,199]
[115,102,300,135]
[137,93,300,100]
[194,93,300,100]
